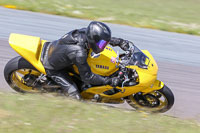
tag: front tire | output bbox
[126,85,174,113]
[4,56,41,93]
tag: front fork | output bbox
[141,80,164,95]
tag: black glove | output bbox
[110,37,123,46]
[105,77,120,87]
[120,40,129,51]
[111,77,120,87]
[110,37,130,51]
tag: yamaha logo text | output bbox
[96,65,109,70]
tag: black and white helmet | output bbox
[86,21,111,53]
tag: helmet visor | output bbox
[96,40,109,51]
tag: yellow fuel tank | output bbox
[87,46,119,76]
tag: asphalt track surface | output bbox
[0,7,200,122]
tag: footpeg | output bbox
[92,94,101,102]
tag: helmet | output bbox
[86,21,111,54]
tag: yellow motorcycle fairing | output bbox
[81,49,164,99]
[127,50,158,87]
[9,33,47,74]
[131,50,164,94]
[81,80,164,99]
[87,48,119,76]
[73,47,119,76]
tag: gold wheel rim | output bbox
[11,69,41,92]
[128,91,168,112]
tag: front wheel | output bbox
[126,85,174,113]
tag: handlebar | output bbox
[115,41,135,68]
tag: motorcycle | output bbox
[4,33,174,113]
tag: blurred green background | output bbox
[1,0,200,35]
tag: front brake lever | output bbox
[121,75,130,93]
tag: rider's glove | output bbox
[120,40,130,51]
[105,77,120,87]
[111,77,121,87]
[110,37,130,51]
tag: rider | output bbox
[41,21,130,99]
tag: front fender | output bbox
[142,80,164,94]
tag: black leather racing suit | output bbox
[41,28,129,98]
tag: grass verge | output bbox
[0,92,199,133]
[0,0,200,35]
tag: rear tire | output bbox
[4,56,41,93]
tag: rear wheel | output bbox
[126,85,174,113]
[4,56,42,93]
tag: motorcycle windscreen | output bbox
[130,46,150,69]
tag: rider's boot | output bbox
[51,75,81,100]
